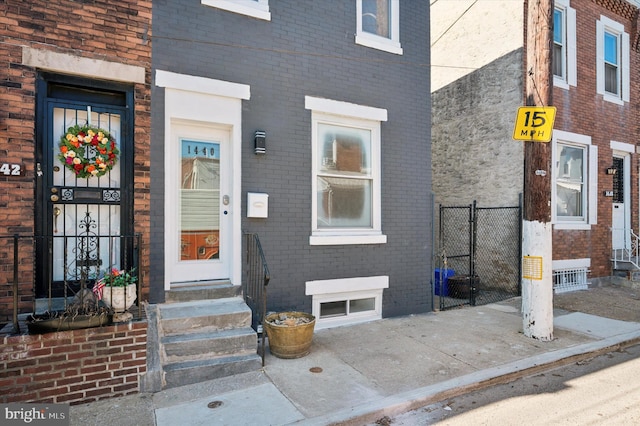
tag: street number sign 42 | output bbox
[512,106,556,142]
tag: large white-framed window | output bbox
[306,276,389,329]
[356,0,402,55]
[553,0,576,89]
[596,15,630,104]
[202,0,270,21]
[552,130,597,230]
[305,96,387,246]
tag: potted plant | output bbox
[92,268,138,320]
[263,311,316,359]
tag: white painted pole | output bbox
[522,220,553,340]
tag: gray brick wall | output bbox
[152,1,432,317]
[432,49,524,208]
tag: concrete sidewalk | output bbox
[69,289,640,426]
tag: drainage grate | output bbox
[208,401,224,409]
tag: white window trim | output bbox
[306,276,389,329]
[552,130,597,230]
[610,140,634,154]
[355,0,403,55]
[156,70,249,289]
[553,0,576,89]
[202,0,270,21]
[596,15,630,104]
[305,96,387,246]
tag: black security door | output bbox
[35,74,134,298]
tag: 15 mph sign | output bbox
[513,106,556,142]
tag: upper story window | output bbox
[552,130,597,230]
[356,0,403,55]
[305,96,387,246]
[553,0,576,89]
[596,15,629,104]
[202,0,270,21]
[604,32,619,94]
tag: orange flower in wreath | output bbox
[58,124,120,178]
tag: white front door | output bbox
[166,121,233,285]
[612,155,629,250]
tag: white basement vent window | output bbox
[306,276,388,329]
[553,267,589,293]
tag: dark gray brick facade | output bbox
[151,1,432,317]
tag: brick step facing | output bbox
[155,282,261,390]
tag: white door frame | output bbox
[611,141,633,251]
[156,70,250,289]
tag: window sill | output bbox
[201,0,271,21]
[553,223,591,231]
[355,34,403,55]
[310,233,387,246]
[553,76,570,90]
[602,93,624,105]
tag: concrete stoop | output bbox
[611,268,640,290]
[143,282,262,392]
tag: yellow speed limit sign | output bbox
[513,106,556,142]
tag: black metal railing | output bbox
[1,233,142,335]
[244,233,270,366]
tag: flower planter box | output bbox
[27,312,112,334]
[264,312,316,359]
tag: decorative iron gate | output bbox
[435,199,522,310]
[34,73,135,298]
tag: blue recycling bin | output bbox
[434,268,455,296]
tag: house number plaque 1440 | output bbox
[0,163,24,176]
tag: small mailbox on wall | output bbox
[247,192,268,218]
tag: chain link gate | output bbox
[435,199,522,310]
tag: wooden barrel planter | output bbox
[264,312,316,359]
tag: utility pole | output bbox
[522,0,554,341]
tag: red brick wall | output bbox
[0,0,151,322]
[552,0,640,278]
[0,322,147,404]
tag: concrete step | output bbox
[164,281,240,303]
[612,261,638,271]
[161,327,257,363]
[163,354,263,389]
[611,272,640,290]
[158,297,252,335]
